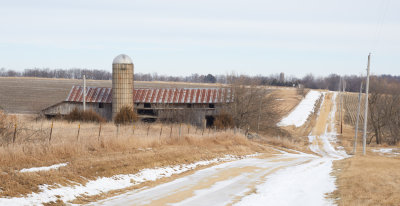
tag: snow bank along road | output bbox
[95,91,347,206]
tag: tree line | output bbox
[1,67,400,92]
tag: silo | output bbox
[112,54,134,119]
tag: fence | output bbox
[1,120,245,146]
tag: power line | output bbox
[371,0,391,52]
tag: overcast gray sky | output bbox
[0,0,399,77]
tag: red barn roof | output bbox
[65,86,232,104]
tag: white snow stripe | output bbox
[20,163,68,173]
[277,90,322,127]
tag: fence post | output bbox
[49,121,54,142]
[202,127,204,136]
[147,125,150,136]
[76,123,80,141]
[187,125,190,134]
[160,126,163,138]
[12,123,17,143]
[117,124,120,138]
[170,124,173,138]
[98,123,102,142]
[179,123,181,138]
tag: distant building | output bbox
[42,54,232,127]
[279,72,285,83]
[42,86,232,126]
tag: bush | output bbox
[214,112,234,129]
[65,108,105,123]
[114,106,138,124]
[0,111,17,143]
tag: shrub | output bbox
[214,112,234,129]
[65,108,105,123]
[0,111,17,143]
[114,106,138,124]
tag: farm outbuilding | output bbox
[42,86,233,126]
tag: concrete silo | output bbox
[112,54,134,119]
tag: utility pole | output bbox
[338,77,342,127]
[83,75,86,111]
[341,79,345,134]
[257,96,262,133]
[363,53,371,155]
[353,81,363,154]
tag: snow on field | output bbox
[277,90,322,127]
[372,148,400,156]
[20,163,68,173]
[0,155,248,205]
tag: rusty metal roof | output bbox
[66,86,232,104]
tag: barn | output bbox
[42,85,233,126]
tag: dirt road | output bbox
[94,91,347,206]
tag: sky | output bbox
[0,0,399,77]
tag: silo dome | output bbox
[113,54,133,64]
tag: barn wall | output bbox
[43,102,112,121]
[44,101,228,125]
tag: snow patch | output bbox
[235,158,336,206]
[371,148,400,156]
[277,90,322,127]
[20,163,68,173]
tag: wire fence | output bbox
[1,120,246,147]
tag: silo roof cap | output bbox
[113,54,133,64]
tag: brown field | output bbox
[342,92,365,126]
[0,77,224,114]
[332,153,400,206]
[0,116,278,199]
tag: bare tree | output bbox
[368,76,400,145]
[224,74,278,132]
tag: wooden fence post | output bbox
[76,123,80,141]
[179,123,182,138]
[147,125,150,136]
[98,123,102,142]
[117,124,120,138]
[12,123,17,143]
[49,121,54,142]
[202,127,204,136]
[187,125,190,134]
[159,126,163,138]
[170,125,173,138]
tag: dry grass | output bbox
[331,153,400,206]
[0,116,273,198]
[256,136,309,152]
